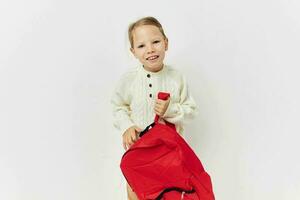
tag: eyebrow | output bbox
[135,37,162,44]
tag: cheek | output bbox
[157,43,166,51]
[135,50,145,59]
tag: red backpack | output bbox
[120,92,215,200]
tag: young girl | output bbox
[111,16,198,200]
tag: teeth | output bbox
[148,56,158,60]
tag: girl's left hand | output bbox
[154,97,170,117]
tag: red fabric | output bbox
[120,92,215,200]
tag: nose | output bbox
[146,44,155,54]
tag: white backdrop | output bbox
[1,0,300,199]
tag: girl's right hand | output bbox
[122,125,142,150]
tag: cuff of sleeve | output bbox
[119,120,135,135]
[163,102,179,118]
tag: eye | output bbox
[153,40,160,44]
[137,44,144,48]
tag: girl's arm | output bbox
[111,76,135,135]
[162,75,198,125]
[111,95,135,135]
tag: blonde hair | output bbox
[128,16,168,48]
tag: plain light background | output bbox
[1,0,300,199]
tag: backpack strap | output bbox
[155,187,195,200]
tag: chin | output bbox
[151,66,162,72]
[151,63,163,69]
[143,62,164,72]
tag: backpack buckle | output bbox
[181,191,185,199]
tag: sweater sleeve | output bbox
[111,75,135,135]
[162,75,198,125]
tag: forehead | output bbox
[132,25,164,43]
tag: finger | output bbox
[158,102,166,108]
[125,137,131,148]
[155,107,163,114]
[157,104,164,110]
[131,133,137,142]
[157,99,166,104]
[136,128,142,132]
[155,100,161,106]
[130,131,136,143]
[156,99,164,106]
[127,138,133,146]
[154,107,160,114]
[158,118,166,124]
[134,126,142,132]
[156,109,163,116]
[123,135,127,146]
[123,141,127,150]
[155,110,162,117]
[155,104,163,110]
[134,132,140,141]
[124,140,129,150]
[129,140,134,147]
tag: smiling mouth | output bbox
[146,55,159,60]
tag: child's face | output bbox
[130,25,168,72]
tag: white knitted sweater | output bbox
[111,64,198,135]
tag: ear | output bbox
[164,38,169,51]
[130,47,137,58]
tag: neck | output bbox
[143,64,164,73]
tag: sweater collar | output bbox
[138,64,167,76]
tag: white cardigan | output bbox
[111,64,198,135]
